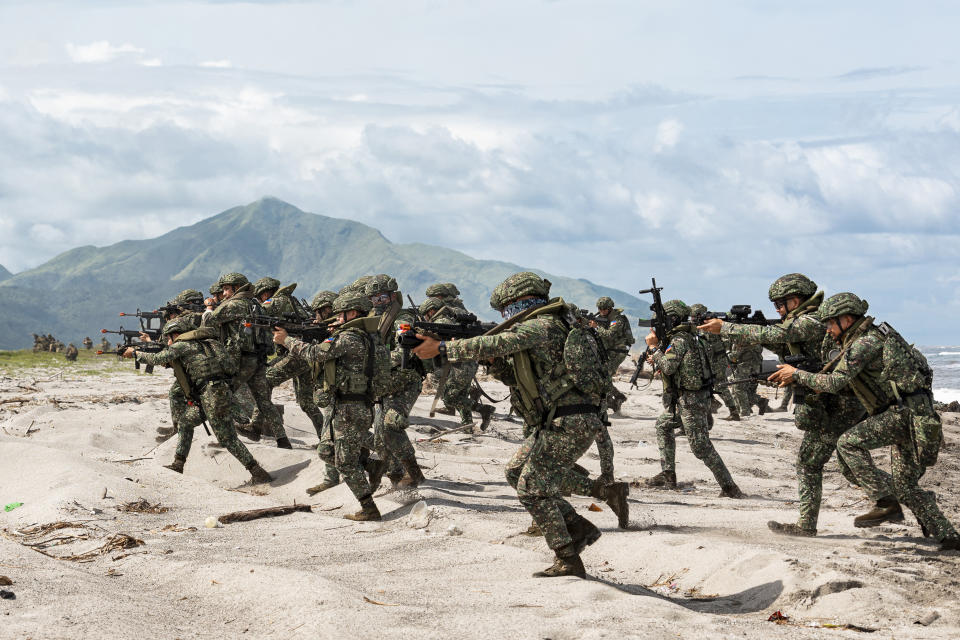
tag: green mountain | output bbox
[0,198,649,349]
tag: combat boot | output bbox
[435,405,456,416]
[719,483,745,499]
[386,470,405,489]
[757,397,770,415]
[533,544,586,579]
[344,497,382,521]
[164,455,186,474]
[643,470,677,489]
[522,519,542,536]
[853,497,904,528]
[275,436,293,450]
[565,513,602,554]
[768,521,816,537]
[591,478,630,529]
[722,410,740,422]
[305,479,339,496]
[940,536,960,551]
[236,423,261,442]
[477,404,495,431]
[247,463,273,485]
[364,457,387,493]
[397,458,425,489]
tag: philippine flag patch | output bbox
[609,321,617,326]
[665,345,673,352]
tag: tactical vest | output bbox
[662,326,713,392]
[779,291,825,358]
[320,317,394,402]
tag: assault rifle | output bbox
[118,309,164,321]
[638,278,671,347]
[155,302,206,317]
[396,316,497,369]
[628,346,654,388]
[577,309,609,328]
[244,314,332,343]
[98,327,164,373]
[703,305,778,326]
[716,354,819,388]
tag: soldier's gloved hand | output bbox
[698,318,723,334]
[412,335,441,359]
[272,327,288,344]
[588,320,598,328]
[644,330,659,349]
[768,364,797,387]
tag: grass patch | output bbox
[0,349,129,376]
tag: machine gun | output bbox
[703,305,778,326]
[98,327,164,373]
[715,354,819,389]
[396,316,497,369]
[243,314,332,343]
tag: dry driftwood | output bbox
[217,504,311,525]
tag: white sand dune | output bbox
[1,363,958,639]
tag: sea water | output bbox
[922,346,960,404]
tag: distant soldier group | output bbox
[31,334,91,362]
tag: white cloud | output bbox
[65,41,145,64]
[654,118,683,152]
[140,58,163,67]
[200,60,232,68]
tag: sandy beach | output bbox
[1,353,958,639]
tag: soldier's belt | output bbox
[551,404,601,420]
[195,377,231,394]
[335,392,372,405]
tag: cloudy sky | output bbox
[1,0,959,342]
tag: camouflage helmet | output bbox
[208,282,223,296]
[689,303,708,317]
[340,275,373,296]
[310,290,337,311]
[174,289,204,306]
[596,296,614,310]
[768,273,817,302]
[331,292,373,315]
[419,297,445,317]
[217,272,249,288]
[425,282,460,298]
[818,293,869,321]
[489,272,552,310]
[161,317,194,337]
[661,299,690,321]
[365,274,398,297]
[253,277,281,297]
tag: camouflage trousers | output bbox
[233,355,286,440]
[331,400,376,501]
[602,352,629,414]
[731,359,762,416]
[655,389,735,488]
[505,413,601,551]
[837,406,958,541]
[252,351,324,437]
[440,360,479,419]
[709,356,738,413]
[793,396,880,530]
[374,376,421,476]
[177,380,256,469]
[169,382,188,428]
[315,405,340,484]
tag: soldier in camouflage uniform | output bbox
[419,296,495,431]
[205,273,290,448]
[64,343,78,361]
[82,337,93,350]
[305,290,343,495]
[771,293,960,550]
[644,300,744,498]
[425,282,466,311]
[248,279,322,442]
[157,289,208,442]
[592,296,633,412]
[690,304,740,419]
[413,272,629,578]
[700,275,894,536]
[99,337,110,352]
[123,317,272,484]
[367,275,426,488]
[275,292,385,521]
[727,335,769,416]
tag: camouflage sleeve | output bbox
[285,331,366,364]
[651,336,688,376]
[136,342,187,367]
[793,334,881,394]
[445,320,548,362]
[721,315,822,347]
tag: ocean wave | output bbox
[934,388,960,403]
